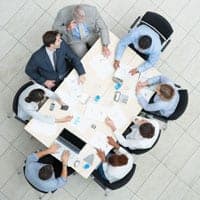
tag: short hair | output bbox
[159,84,175,100]
[42,30,59,47]
[138,35,152,50]
[25,89,45,103]
[38,164,53,180]
[139,122,155,138]
[108,154,128,166]
[73,5,86,22]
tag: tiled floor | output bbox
[0,0,200,199]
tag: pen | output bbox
[138,72,141,80]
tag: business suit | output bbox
[52,4,110,57]
[25,40,85,86]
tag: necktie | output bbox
[78,23,87,39]
[53,51,57,71]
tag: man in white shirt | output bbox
[105,117,160,150]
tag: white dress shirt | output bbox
[17,83,58,123]
[102,147,134,183]
[45,47,56,71]
[114,119,160,150]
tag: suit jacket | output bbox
[25,40,85,85]
[52,4,110,46]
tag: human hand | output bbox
[48,143,60,154]
[135,82,143,94]
[96,149,106,161]
[107,136,120,149]
[102,46,111,58]
[61,150,69,164]
[44,80,56,89]
[63,115,73,122]
[66,20,77,31]
[113,60,120,69]
[78,74,86,84]
[129,68,138,76]
[105,117,116,132]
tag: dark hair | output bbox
[42,31,59,47]
[38,164,53,180]
[138,35,152,49]
[139,122,155,138]
[25,89,45,103]
[108,154,128,166]
[159,84,175,100]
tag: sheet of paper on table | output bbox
[89,131,112,154]
[113,64,133,81]
[90,54,114,80]
[108,105,127,129]
[84,102,108,122]
[29,119,58,135]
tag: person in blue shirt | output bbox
[114,25,161,75]
[25,144,73,193]
[136,75,179,117]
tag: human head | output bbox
[156,84,175,100]
[108,154,128,167]
[73,5,86,23]
[138,35,152,50]
[38,164,53,180]
[25,89,45,103]
[42,30,61,49]
[139,122,155,138]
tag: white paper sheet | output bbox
[89,132,112,154]
[84,102,108,122]
[29,119,58,135]
[90,55,114,79]
[108,106,127,129]
[113,64,133,81]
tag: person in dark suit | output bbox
[25,30,86,90]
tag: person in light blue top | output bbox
[25,144,71,193]
[114,25,161,75]
[136,75,179,117]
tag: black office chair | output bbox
[140,89,189,130]
[122,130,161,154]
[129,11,173,59]
[92,164,136,196]
[12,81,34,123]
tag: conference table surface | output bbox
[24,31,160,178]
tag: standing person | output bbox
[114,25,161,75]
[53,4,111,58]
[25,30,86,90]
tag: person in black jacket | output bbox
[25,30,86,90]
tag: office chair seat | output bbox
[12,81,34,123]
[122,130,161,154]
[92,164,136,194]
[130,11,173,52]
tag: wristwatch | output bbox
[63,163,67,167]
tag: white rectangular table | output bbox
[25,31,160,178]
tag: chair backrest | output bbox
[12,81,34,121]
[131,130,161,154]
[140,11,173,43]
[168,89,188,120]
[23,166,48,194]
[93,164,136,190]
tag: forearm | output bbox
[36,149,50,158]
[61,163,68,179]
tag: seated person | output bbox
[25,144,73,193]
[25,30,86,90]
[114,25,161,75]
[52,4,111,58]
[136,75,179,117]
[96,136,134,183]
[105,117,160,150]
[18,83,73,123]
